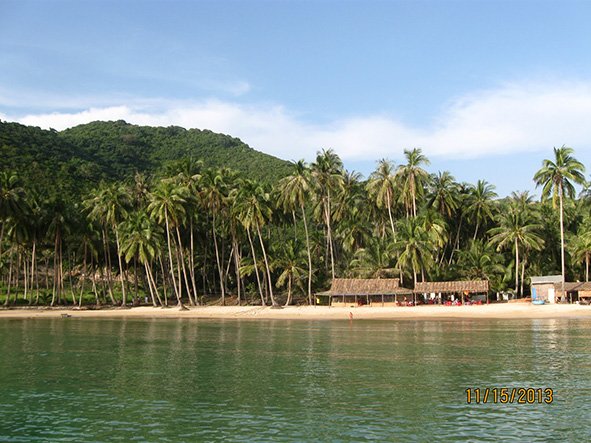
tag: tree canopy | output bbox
[1,120,590,307]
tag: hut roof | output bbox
[561,282,591,292]
[319,278,412,295]
[414,280,489,293]
[531,275,563,285]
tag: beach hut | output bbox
[414,280,489,304]
[530,275,563,303]
[316,278,413,307]
[562,282,591,304]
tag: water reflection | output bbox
[0,318,591,441]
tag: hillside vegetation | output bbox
[1,119,589,308]
[1,120,291,198]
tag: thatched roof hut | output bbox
[531,276,591,303]
[414,280,489,294]
[317,278,413,307]
[319,278,411,295]
[562,282,591,292]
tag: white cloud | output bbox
[5,81,591,163]
[220,80,251,96]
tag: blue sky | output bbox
[2,0,591,196]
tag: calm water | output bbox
[0,318,590,442]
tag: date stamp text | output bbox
[466,387,554,404]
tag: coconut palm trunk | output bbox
[144,262,157,306]
[0,223,4,269]
[22,252,28,303]
[114,228,127,306]
[514,237,520,297]
[6,252,13,306]
[301,205,313,305]
[30,238,36,305]
[164,211,182,307]
[50,230,60,306]
[79,242,87,307]
[559,184,566,302]
[284,273,292,307]
[256,222,276,306]
[520,259,526,297]
[91,258,100,306]
[231,230,241,305]
[325,191,336,280]
[151,260,165,306]
[246,228,265,305]
[234,244,242,305]
[175,226,195,306]
[211,213,226,305]
[411,175,417,218]
[386,191,396,238]
[189,216,199,305]
[101,229,115,304]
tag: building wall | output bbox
[532,283,553,302]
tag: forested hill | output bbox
[0,119,292,197]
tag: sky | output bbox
[2,0,591,196]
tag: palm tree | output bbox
[75,220,101,307]
[234,179,276,306]
[84,183,131,306]
[332,170,366,267]
[119,211,164,306]
[534,146,586,300]
[448,183,473,264]
[337,209,372,258]
[3,199,33,306]
[45,197,72,306]
[10,197,37,304]
[466,180,497,240]
[0,172,26,292]
[569,233,591,282]
[366,159,397,237]
[225,177,246,305]
[311,149,344,280]
[276,160,314,304]
[349,237,397,278]
[131,172,151,209]
[419,210,448,250]
[393,217,434,285]
[510,190,536,212]
[396,148,430,218]
[175,167,203,305]
[567,213,591,282]
[428,171,460,219]
[272,241,306,306]
[22,194,44,305]
[148,179,189,309]
[488,210,544,296]
[457,240,505,282]
[200,168,229,305]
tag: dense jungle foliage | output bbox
[1,119,590,307]
[1,120,291,199]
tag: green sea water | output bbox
[0,317,590,442]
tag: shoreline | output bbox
[1,304,591,320]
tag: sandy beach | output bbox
[1,303,591,320]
